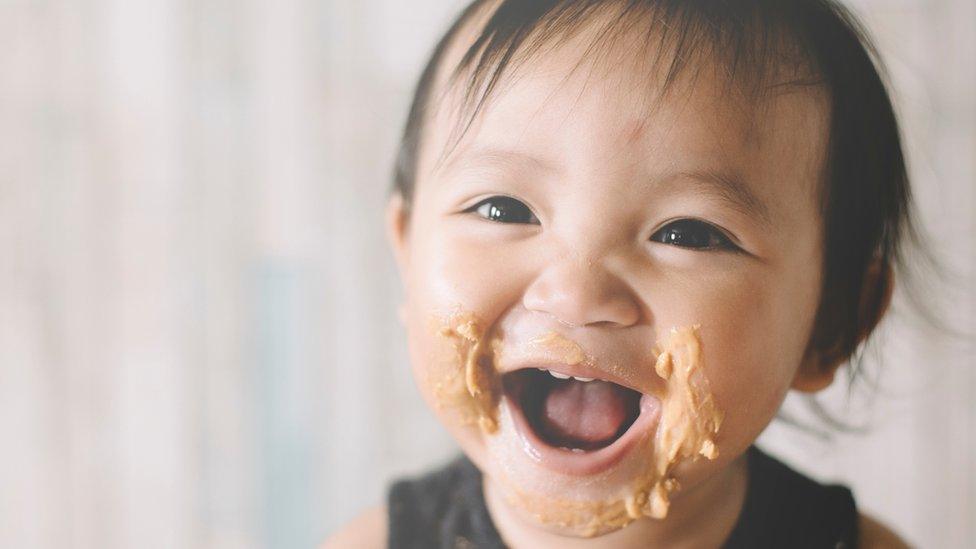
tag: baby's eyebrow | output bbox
[668,169,774,228]
[437,146,560,177]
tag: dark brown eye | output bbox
[467,196,539,224]
[651,219,734,250]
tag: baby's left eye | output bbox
[650,219,735,251]
[464,196,539,225]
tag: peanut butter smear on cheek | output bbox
[500,326,724,537]
[430,312,502,434]
[429,317,590,434]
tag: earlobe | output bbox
[386,192,410,274]
[791,349,840,393]
[859,260,895,341]
[792,258,895,394]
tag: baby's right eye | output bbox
[465,196,539,225]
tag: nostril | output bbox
[585,320,628,329]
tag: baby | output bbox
[330,0,914,547]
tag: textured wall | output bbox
[0,1,972,548]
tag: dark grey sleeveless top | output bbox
[387,446,858,548]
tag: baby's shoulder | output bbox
[741,447,911,547]
[324,456,479,549]
[858,513,910,549]
[321,505,386,549]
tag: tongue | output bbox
[540,379,631,447]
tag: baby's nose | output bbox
[522,256,641,328]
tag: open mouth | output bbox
[502,367,660,475]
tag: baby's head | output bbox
[387,0,908,539]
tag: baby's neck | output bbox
[483,454,748,549]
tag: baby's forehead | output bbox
[421,6,829,184]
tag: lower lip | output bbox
[504,391,662,477]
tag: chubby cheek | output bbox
[400,220,535,453]
[652,256,820,461]
[405,215,534,322]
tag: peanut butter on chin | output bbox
[429,315,723,537]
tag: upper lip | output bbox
[497,357,655,396]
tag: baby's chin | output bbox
[453,398,668,538]
[482,467,642,539]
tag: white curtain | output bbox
[0,1,972,548]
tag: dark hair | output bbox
[393,0,921,389]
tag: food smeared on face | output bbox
[637,325,723,518]
[497,325,723,537]
[528,331,587,366]
[427,309,722,536]
[431,312,502,434]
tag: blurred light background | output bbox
[0,0,973,548]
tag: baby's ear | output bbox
[386,192,410,274]
[792,346,842,393]
[792,259,895,393]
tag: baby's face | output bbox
[389,23,831,537]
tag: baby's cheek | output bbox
[660,270,804,454]
[409,230,533,321]
[709,343,794,454]
[697,308,805,455]
[404,307,504,438]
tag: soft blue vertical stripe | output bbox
[254,261,313,549]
